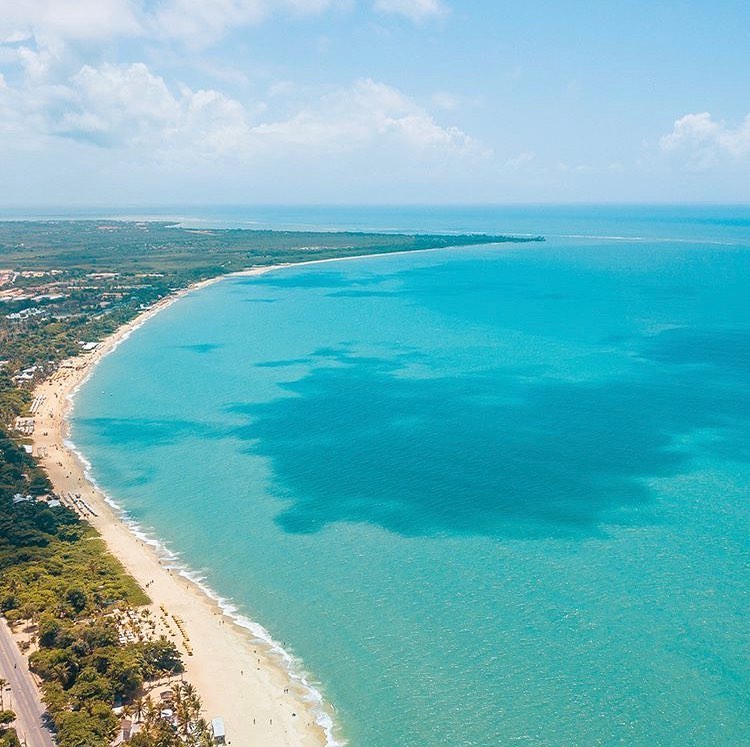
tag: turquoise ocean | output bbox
[68,206,750,746]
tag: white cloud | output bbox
[182,87,252,155]
[430,91,481,111]
[0,0,141,44]
[152,0,344,45]
[0,66,49,141]
[16,45,60,81]
[4,31,33,44]
[0,0,484,198]
[284,0,349,15]
[48,63,253,154]
[502,151,535,173]
[65,63,179,141]
[0,59,248,155]
[152,0,267,45]
[252,78,479,154]
[374,0,449,22]
[0,57,481,163]
[659,112,750,170]
[0,0,344,50]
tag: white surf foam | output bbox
[550,233,738,246]
[65,433,345,745]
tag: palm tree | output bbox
[180,682,197,701]
[50,660,73,688]
[181,686,201,725]
[186,718,213,747]
[132,695,146,723]
[175,700,192,737]
[170,682,183,708]
[163,682,203,743]
[139,701,161,738]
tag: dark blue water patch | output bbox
[642,328,750,374]
[254,346,435,372]
[75,417,222,448]
[227,352,750,539]
[313,345,355,357]
[327,290,399,299]
[256,357,315,368]
[252,270,395,290]
[253,345,356,369]
[177,343,224,354]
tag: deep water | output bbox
[72,206,750,746]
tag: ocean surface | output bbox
[70,206,750,746]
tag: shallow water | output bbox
[72,206,750,746]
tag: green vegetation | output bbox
[31,619,185,746]
[0,731,21,747]
[0,425,201,745]
[0,220,542,743]
[0,220,540,273]
[0,696,19,747]
[0,433,183,745]
[0,220,539,385]
[128,683,213,747]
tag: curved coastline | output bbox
[34,241,521,746]
[31,263,345,747]
[66,438,341,746]
[63,435,342,747]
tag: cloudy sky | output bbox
[0,0,748,206]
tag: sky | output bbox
[0,0,749,206]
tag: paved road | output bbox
[0,617,56,747]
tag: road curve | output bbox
[0,617,56,747]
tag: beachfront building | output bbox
[211,718,226,744]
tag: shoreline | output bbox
[27,241,515,745]
[30,263,340,747]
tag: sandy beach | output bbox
[29,266,334,747]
